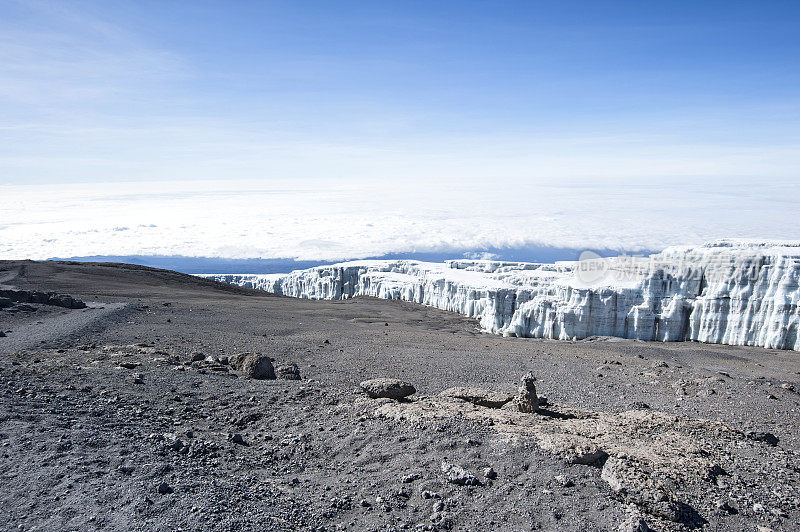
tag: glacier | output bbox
[201,241,800,351]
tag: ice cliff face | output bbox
[202,241,800,351]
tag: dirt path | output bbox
[0,302,129,354]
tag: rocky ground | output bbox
[0,260,798,531]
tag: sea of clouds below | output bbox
[1,177,798,272]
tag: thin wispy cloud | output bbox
[0,2,183,106]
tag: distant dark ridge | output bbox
[53,246,657,275]
[50,255,334,275]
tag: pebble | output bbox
[537,396,549,406]
[619,515,649,532]
[554,474,574,488]
[401,473,422,483]
[715,500,737,514]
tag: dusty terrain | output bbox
[0,260,798,531]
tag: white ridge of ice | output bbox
[201,240,800,351]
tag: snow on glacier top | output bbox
[664,239,800,254]
[212,241,800,295]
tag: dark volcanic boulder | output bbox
[0,297,12,309]
[29,292,49,304]
[49,294,87,309]
[360,378,416,400]
[240,354,275,379]
[0,289,86,309]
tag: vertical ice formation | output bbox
[202,241,800,351]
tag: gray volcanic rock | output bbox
[516,372,538,413]
[240,354,275,380]
[440,386,513,408]
[441,461,482,486]
[360,378,415,400]
[227,352,248,369]
[276,363,301,380]
[601,457,691,524]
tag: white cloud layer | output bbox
[2,176,798,262]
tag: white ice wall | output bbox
[202,241,800,351]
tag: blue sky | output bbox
[2,1,800,262]
[3,0,799,184]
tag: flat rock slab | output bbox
[360,378,416,400]
[372,396,773,527]
[440,387,513,408]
